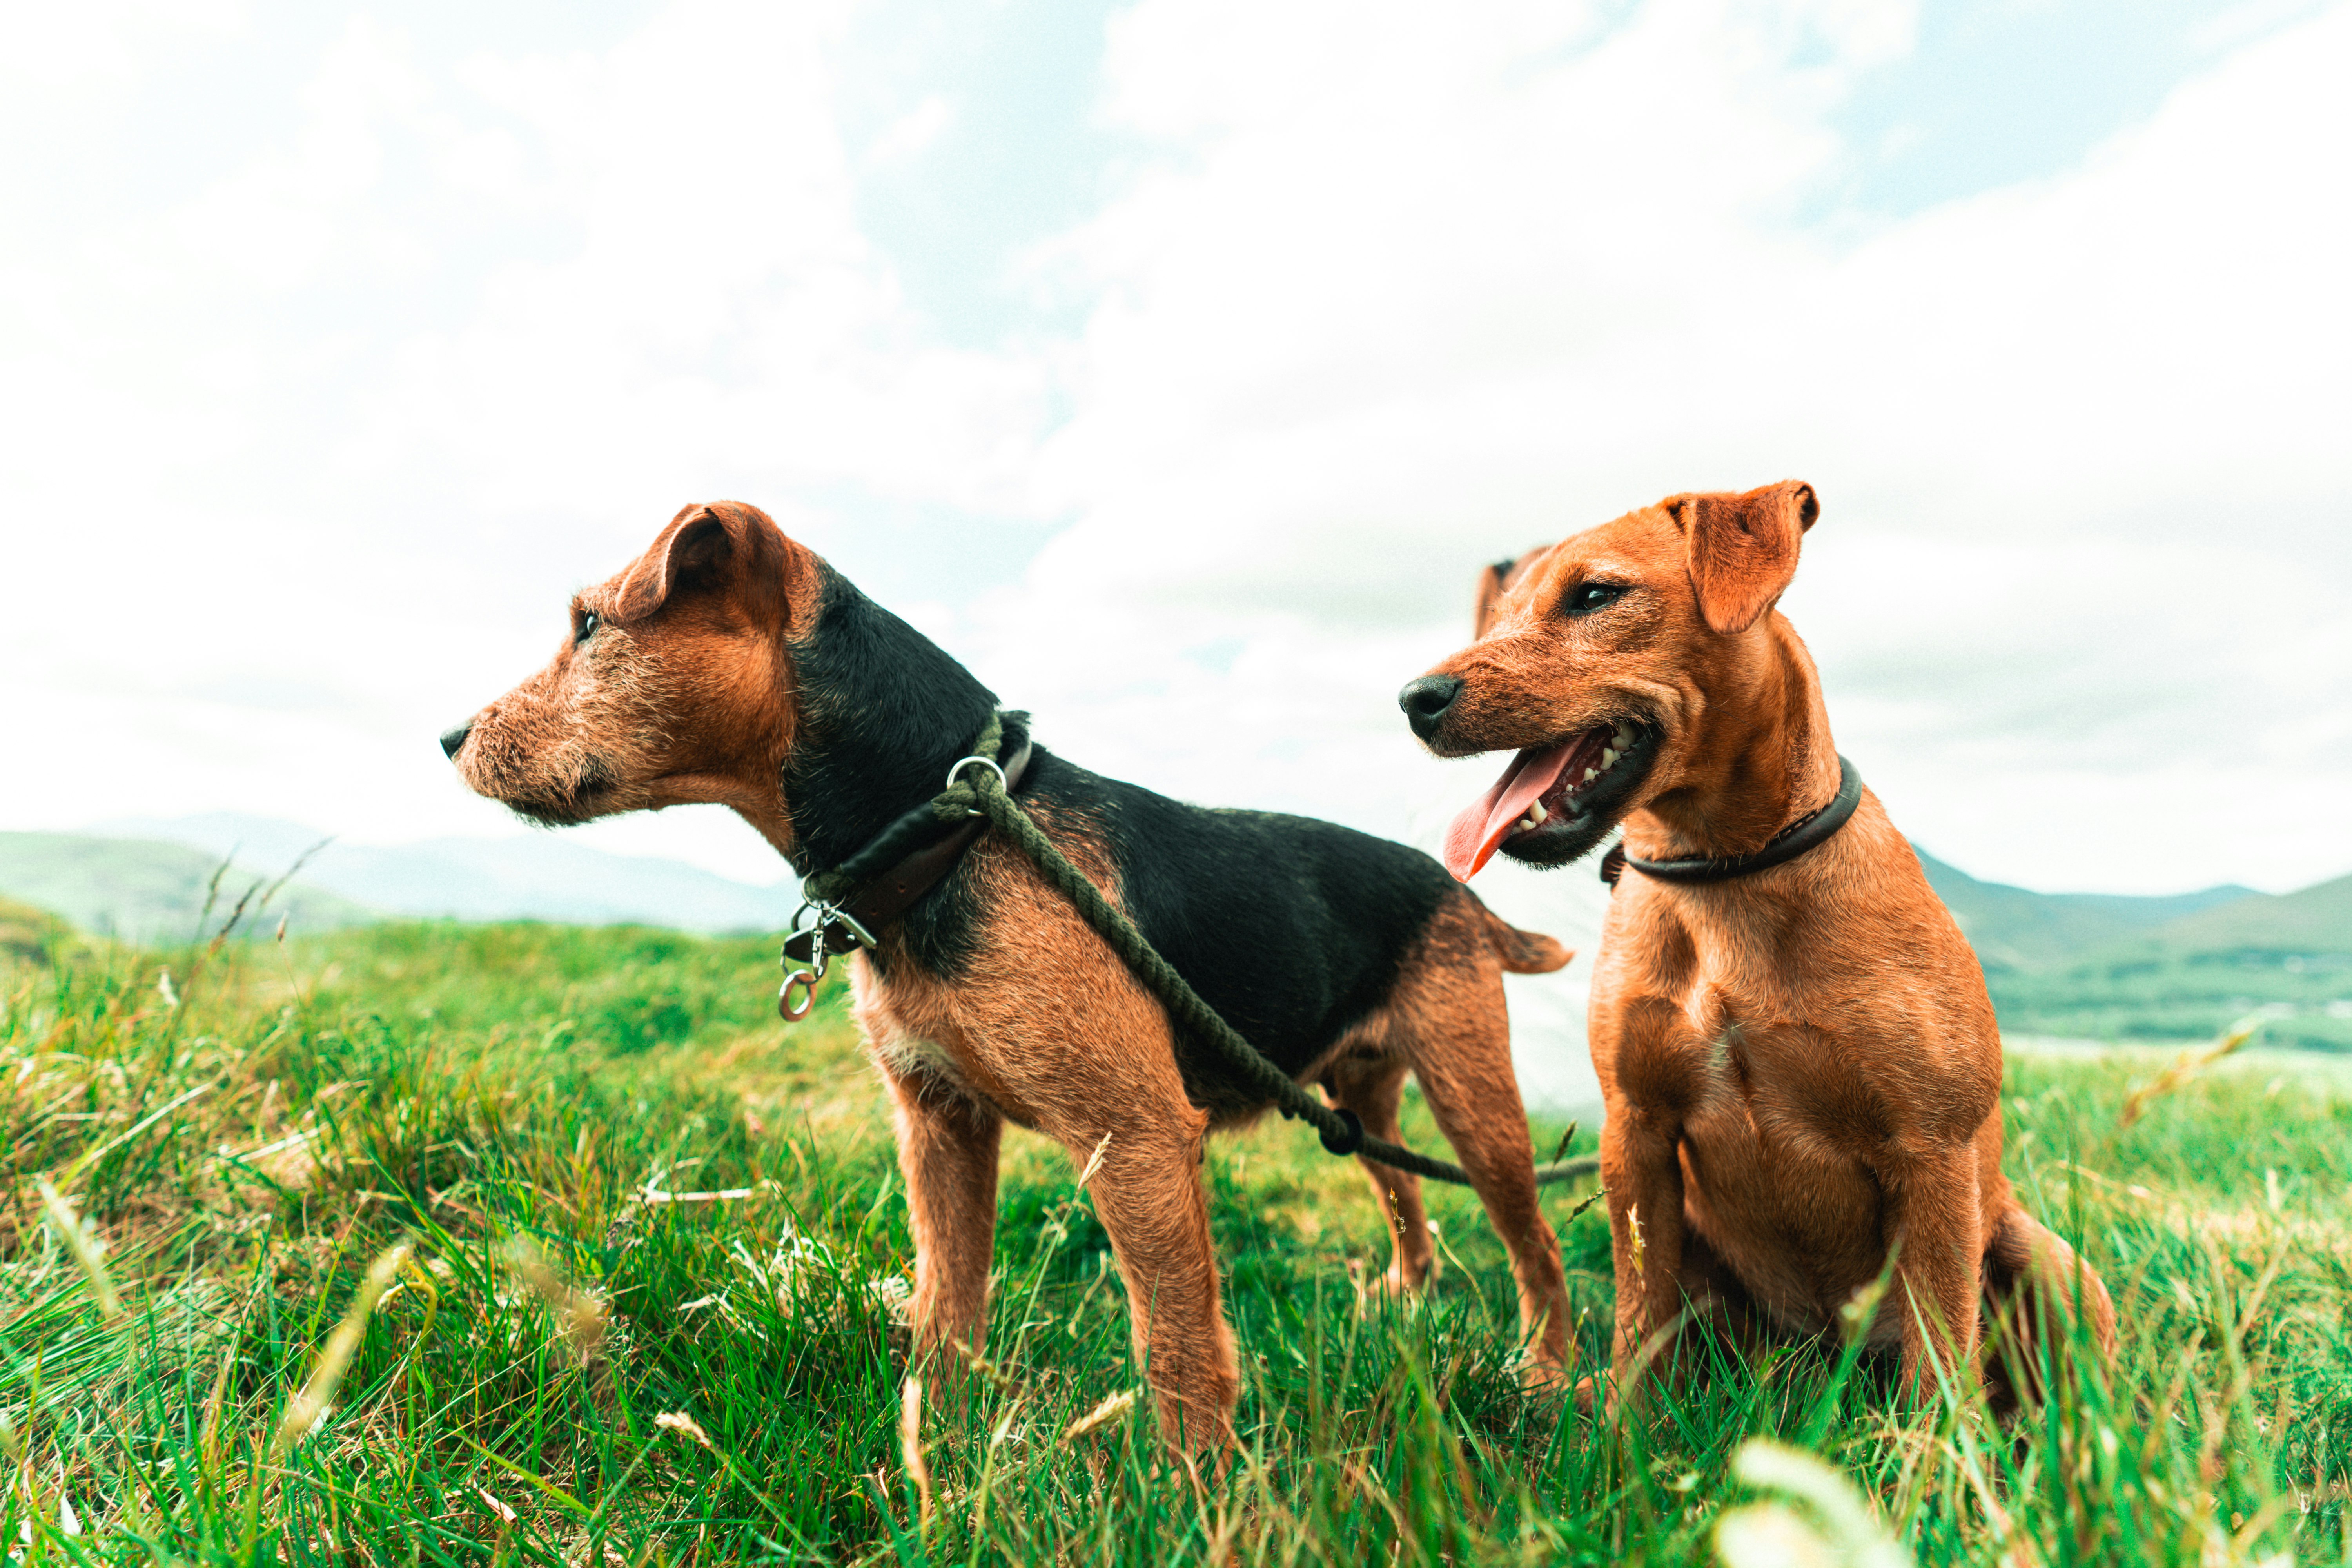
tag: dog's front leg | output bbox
[882,1062,1004,1390]
[1600,1103,1687,1406]
[1881,1142,1983,1405]
[1074,1110,1238,1454]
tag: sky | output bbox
[4,0,2349,900]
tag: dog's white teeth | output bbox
[1583,768,1599,783]
[1601,747,1619,769]
[1528,800,1548,825]
[1612,722,1635,750]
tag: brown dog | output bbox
[1401,481,2115,1407]
[442,501,1580,1449]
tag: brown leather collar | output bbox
[837,738,1033,934]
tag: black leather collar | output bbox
[1601,755,1861,888]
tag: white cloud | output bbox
[956,0,2352,895]
[0,0,1051,877]
[864,93,955,166]
[0,0,2344,916]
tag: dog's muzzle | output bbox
[1397,675,1463,741]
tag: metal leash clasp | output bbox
[777,899,877,1022]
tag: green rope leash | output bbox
[922,730,1599,1191]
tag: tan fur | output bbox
[449,501,1579,1452]
[1419,481,2117,1410]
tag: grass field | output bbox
[3,900,2348,1565]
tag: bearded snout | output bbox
[452,702,554,801]
[448,679,586,798]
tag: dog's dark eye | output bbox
[575,611,599,644]
[1564,582,1626,617]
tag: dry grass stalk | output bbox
[1558,1180,1608,1224]
[2120,1019,2261,1128]
[640,1183,758,1205]
[1061,1388,1137,1445]
[1076,1131,1114,1188]
[946,1336,1029,1397]
[35,1180,125,1323]
[270,1241,412,1461]
[496,1234,611,1364]
[58,1080,215,1186]
[655,1412,713,1449]
[899,1376,935,1527]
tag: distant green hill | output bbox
[7,823,2346,1052]
[1980,870,2352,1052]
[1911,849,2258,973]
[0,833,376,945]
[2147,871,2352,956]
[0,895,75,965]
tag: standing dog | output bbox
[443,501,1578,1448]
[1399,481,2115,1407]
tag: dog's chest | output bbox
[847,957,1045,1127]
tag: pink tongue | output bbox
[1441,739,1579,881]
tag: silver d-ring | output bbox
[778,969,819,1022]
[943,753,1008,802]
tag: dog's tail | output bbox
[1469,898,1574,975]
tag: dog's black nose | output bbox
[1397,675,1463,740]
[439,722,473,760]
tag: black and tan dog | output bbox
[442,501,1577,1448]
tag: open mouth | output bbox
[1441,719,1657,879]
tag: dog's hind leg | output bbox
[881,1062,1004,1390]
[1389,912,1573,1385]
[1321,1049,1437,1299]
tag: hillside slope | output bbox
[1985,870,2352,1050]
[2148,870,2352,955]
[0,833,376,944]
[92,812,800,933]
[1912,848,2256,972]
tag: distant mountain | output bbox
[1976,869,2352,1052]
[2143,871,2352,957]
[87,813,799,934]
[12,809,2344,1051]
[1911,848,2258,973]
[0,833,377,945]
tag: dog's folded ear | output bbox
[1668,481,1818,635]
[613,502,791,625]
[1473,559,1515,639]
[1472,542,1556,637]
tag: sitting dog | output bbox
[442,501,1577,1448]
[1399,480,2116,1408]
